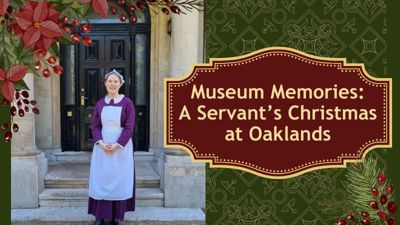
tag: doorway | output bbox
[60,20,150,151]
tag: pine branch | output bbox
[345,155,388,224]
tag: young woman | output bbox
[88,70,136,225]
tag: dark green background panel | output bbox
[0,102,11,225]
[205,0,399,224]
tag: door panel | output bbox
[61,25,150,152]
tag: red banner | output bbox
[165,47,392,178]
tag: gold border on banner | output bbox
[164,47,392,179]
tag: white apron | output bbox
[89,105,134,200]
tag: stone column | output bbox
[34,72,62,161]
[159,10,205,208]
[11,73,48,208]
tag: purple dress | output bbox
[88,94,136,220]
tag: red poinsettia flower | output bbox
[0,66,29,101]
[10,0,62,52]
[0,0,9,16]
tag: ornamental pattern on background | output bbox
[205,0,388,223]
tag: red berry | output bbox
[6,25,12,32]
[18,108,25,117]
[34,61,41,70]
[377,211,387,220]
[62,16,68,24]
[361,219,371,225]
[63,26,72,34]
[136,1,145,9]
[130,15,137,23]
[164,0,172,3]
[6,5,12,14]
[110,6,117,15]
[118,0,125,5]
[82,36,92,46]
[48,56,57,64]
[2,98,10,106]
[362,212,369,217]
[12,123,19,132]
[336,219,346,225]
[371,187,379,197]
[32,107,40,114]
[15,91,20,99]
[170,5,181,14]
[24,106,29,112]
[388,201,397,214]
[10,106,17,116]
[162,8,169,15]
[378,172,386,185]
[128,5,135,12]
[4,131,12,142]
[1,123,8,130]
[30,100,37,105]
[369,201,379,210]
[72,34,80,43]
[346,215,354,220]
[53,65,64,74]
[386,185,393,195]
[81,24,91,33]
[17,100,22,108]
[21,90,29,98]
[381,195,388,205]
[1,20,5,27]
[119,14,127,22]
[387,217,395,225]
[37,49,47,57]
[71,18,79,27]
[23,99,29,104]
[42,69,51,78]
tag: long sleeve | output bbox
[117,99,135,147]
[91,103,103,143]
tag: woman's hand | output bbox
[98,141,109,151]
[104,144,120,154]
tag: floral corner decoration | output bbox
[0,0,202,142]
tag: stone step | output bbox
[39,188,164,207]
[54,151,155,163]
[12,206,205,225]
[45,161,160,188]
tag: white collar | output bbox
[105,94,124,104]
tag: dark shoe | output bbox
[93,219,105,225]
[111,218,119,225]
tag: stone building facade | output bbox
[11,8,205,210]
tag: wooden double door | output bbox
[61,25,150,151]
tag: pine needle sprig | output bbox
[345,156,380,217]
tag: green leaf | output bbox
[61,0,75,4]
[60,32,74,45]
[79,3,91,16]
[50,43,60,57]
[60,7,79,19]
[70,1,84,9]
[14,79,30,91]
[3,33,19,65]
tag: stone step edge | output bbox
[54,152,155,161]
[12,206,205,222]
[39,188,164,200]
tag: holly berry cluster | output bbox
[336,172,397,225]
[1,91,40,142]
[61,0,184,47]
[34,50,64,78]
[61,17,93,47]
[0,5,12,32]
